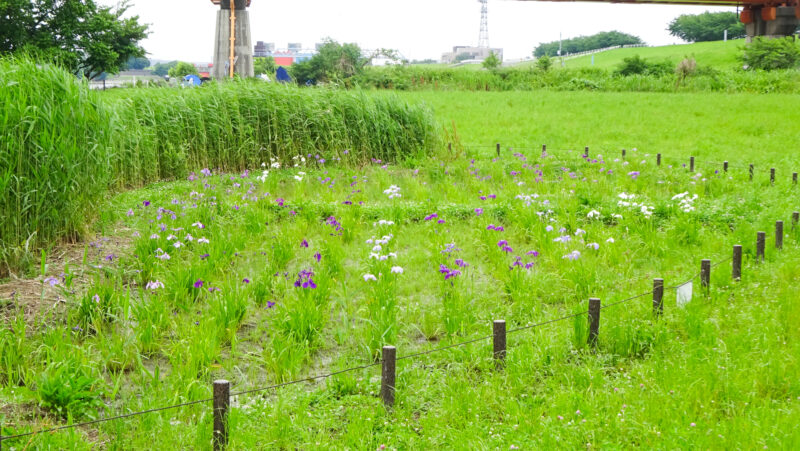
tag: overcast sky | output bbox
[103,0,735,63]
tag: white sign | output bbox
[677,281,693,308]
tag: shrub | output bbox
[482,51,501,70]
[741,37,800,71]
[616,55,672,76]
[536,55,553,72]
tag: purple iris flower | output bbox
[497,240,508,248]
[194,279,204,288]
[475,208,483,216]
[424,213,438,221]
[301,239,309,248]
[242,278,250,284]
[267,301,276,308]
[294,269,316,289]
[143,200,150,207]
[314,252,322,262]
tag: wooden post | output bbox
[770,168,775,185]
[584,146,589,158]
[732,245,742,281]
[587,298,601,347]
[690,156,695,172]
[776,221,784,250]
[757,231,766,262]
[381,346,396,408]
[701,259,711,291]
[793,212,799,230]
[542,144,546,158]
[657,153,661,166]
[724,161,729,173]
[447,142,452,152]
[496,143,500,157]
[621,148,626,160]
[652,278,664,317]
[213,380,230,451]
[749,164,754,181]
[793,172,798,186]
[493,320,506,368]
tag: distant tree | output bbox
[536,55,552,72]
[534,31,642,57]
[410,58,438,65]
[482,51,501,70]
[668,12,746,42]
[153,61,178,77]
[125,56,150,70]
[454,53,472,62]
[254,56,277,75]
[168,61,198,78]
[290,38,368,84]
[741,37,800,70]
[0,0,149,79]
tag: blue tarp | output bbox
[276,66,292,83]
[184,74,202,86]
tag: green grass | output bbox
[0,57,438,277]
[558,40,745,71]
[399,90,800,166]
[2,90,800,448]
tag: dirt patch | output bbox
[0,229,134,325]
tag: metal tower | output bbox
[478,0,489,48]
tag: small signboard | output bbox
[677,281,693,308]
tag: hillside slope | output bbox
[559,40,744,71]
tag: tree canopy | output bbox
[290,39,368,85]
[125,56,150,70]
[167,62,198,79]
[533,31,643,57]
[152,61,178,77]
[668,12,746,42]
[0,0,149,79]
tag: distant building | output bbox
[252,42,322,66]
[194,63,213,79]
[441,46,503,64]
[254,41,275,57]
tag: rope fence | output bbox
[456,142,798,185]
[1,216,797,449]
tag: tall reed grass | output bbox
[0,57,438,274]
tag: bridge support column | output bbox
[742,6,800,42]
[212,0,254,80]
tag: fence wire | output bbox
[459,144,786,172]
[0,251,761,444]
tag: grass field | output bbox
[400,90,800,165]
[2,89,800,449]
